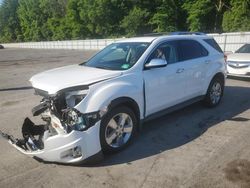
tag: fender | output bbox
[202,57,226,95]
[74,73,145,119]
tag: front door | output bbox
[143,41,187,117]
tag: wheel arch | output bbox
[204,71,225,95]
[213,72,225,85]
[108,97,141,131]
[210,72,225,95]
[203,71,225,107]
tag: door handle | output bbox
[176,68,184,73]
[205,60,211,64]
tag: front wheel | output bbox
[203,77,224,107]
[100,106,137,153]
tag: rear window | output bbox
[204,39,223,53]
[177,40,208,61]
[235,44,250,53]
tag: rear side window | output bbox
[203,39,223,53]
[177,40,208,61]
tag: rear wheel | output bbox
[100,106,137,153]
[204,77,224,107]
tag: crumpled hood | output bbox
[227,53,250,62]
[30,65,122,94]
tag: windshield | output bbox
[83,42,150,70]
[235,44,250,53]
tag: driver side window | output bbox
[148,41,178,64]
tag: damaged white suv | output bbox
[2,34,226,164]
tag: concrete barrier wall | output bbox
[2,32,250,52]
[208,32,250,52]
[2,38,121,50]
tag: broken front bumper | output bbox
[1,121,102,164]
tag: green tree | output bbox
[183,0,215,32]
[40,0,69,40]
[18,0,45,41]
[222,0,250,32]
[2,0,250,43]
[121,6,150,37]
[183,0,230,32]
[214,0,230,32]
[150,0,186,33]
[78,0,129,38]
[0,0,22,42]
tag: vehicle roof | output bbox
[116,37,157,43]
[117,35,213,43]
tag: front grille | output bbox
[227,61,250,69]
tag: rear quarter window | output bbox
[203,39,223,53]
[177,40,208,61]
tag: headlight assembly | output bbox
[65,90,88,108]
[65,109,101,132]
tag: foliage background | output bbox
[0,0,249,43]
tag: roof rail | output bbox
[140,31,206,37]
[142,32,170,37]
[170,31,206,35]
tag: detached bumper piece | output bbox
[0,118,47,152]
[0,130,21,147]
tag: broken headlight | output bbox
[65,109,101,132]
[65,90,88,108]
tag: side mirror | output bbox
[145,58,168,69]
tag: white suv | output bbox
[2,34,226,164]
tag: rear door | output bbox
[176,39,210,99]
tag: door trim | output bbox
[142,95,205,122]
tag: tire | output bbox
[100,106,137,153]
[203,77,224,107]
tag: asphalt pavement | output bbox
[0,48,250,188]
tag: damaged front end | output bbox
[0,87,103,164]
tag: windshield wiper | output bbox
[94,66,112,70]
[79,62,86,65]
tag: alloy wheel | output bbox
[210,82,222,105]
[105,113,133,148]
